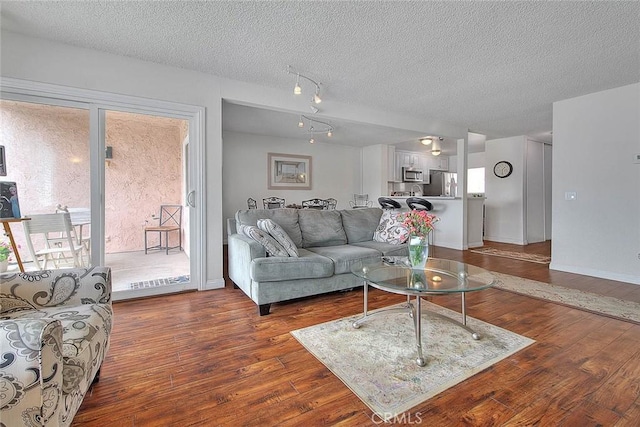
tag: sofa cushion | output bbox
[306,244,382,274]
[373,210,410,244]
[241,225,289,257]
[236,208,303,247]
[257,218,299,257]
[298,209,348,248]
[251,249,334,282]
[351,241,409,257]
[341,207,383,243]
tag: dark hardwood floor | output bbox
[72,242,640,426]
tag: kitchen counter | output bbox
[384,196,485,250]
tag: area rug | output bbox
[470,247,551,264]
[129,275,190,289]
[291,302,534,420]
[490,271,640,324]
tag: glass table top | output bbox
[350,256,496,295]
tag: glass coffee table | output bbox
[350,256,496,366]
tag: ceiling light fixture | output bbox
[431,138,442,156]
[298,115,304,128]
[298,115,334,142]
[420,137,433,146]
[287,65,323,105]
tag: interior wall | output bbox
[222,130,361,235]
[552,83,640,284]
[484,135,526,244]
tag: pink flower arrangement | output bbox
[402,210,439,237]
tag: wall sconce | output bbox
[287,65,323,104]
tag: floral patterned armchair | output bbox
[0,267,112,427]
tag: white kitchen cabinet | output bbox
[387,145,399,182]
[426,156,448,171]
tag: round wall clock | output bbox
[493,161,513,178]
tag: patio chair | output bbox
[144,205,183,255]
[22,212,88,269]
[56,204,91,259]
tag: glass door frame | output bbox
[1,78,206,295]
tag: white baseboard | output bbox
[549,262,640,286]
[203,278,225,290]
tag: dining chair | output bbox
[247,198,257,209]
[324,198,337,210]
[301,198,329,210]
[349,194,373,209]
[22,212,88,269]
[263,197,285,209]
[144,205,183,255]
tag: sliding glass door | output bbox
[1,88,202,298]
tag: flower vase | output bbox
[407,234,429,269]
[0,259,8,273]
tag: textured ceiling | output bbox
[2,1,639,151]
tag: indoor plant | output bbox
[402,210,439,269]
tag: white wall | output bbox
[552,83,640,284]
[222,131,361,234]
[484,136,526,244]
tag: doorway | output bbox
[102,110,192,295]
[0,90,204,298]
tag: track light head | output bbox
[294,74,302,95]
[313,87,322,104]
[309,105,319,114]
[309,138,315,144]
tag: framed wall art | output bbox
[268,153,312,190]
[0,146,6,176]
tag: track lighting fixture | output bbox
[294,74,302,95]
[287,65,323,105]
[297,115,334,143]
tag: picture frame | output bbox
[0,146,6,176]
[268,153,312,190]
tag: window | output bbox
[467,168,485,194]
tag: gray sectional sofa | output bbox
[227,207,408,315]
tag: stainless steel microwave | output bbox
[402,167,423,182]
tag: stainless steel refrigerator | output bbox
[422,171,458,197]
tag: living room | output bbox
[1,2,639,426]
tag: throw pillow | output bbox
[241,225,289,257]
[373,211,410,245]
[257,219,299,257]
